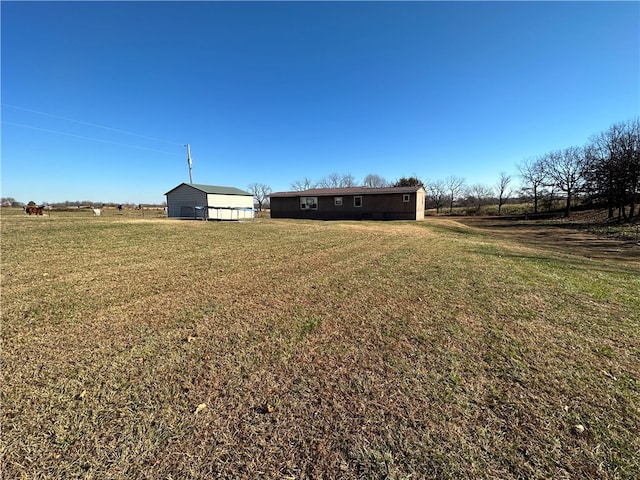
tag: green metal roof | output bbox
[165,183,252,196]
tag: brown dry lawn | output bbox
[1,209,639,479]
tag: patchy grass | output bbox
[1,209,639,479]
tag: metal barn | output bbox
[165,183,255,221]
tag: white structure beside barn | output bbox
[165,183,255,221]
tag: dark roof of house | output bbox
[165,183,252,196]
[270,186,424,198]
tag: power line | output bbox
[2,121,180,156]
[1,103,182,146]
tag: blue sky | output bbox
[2,1,638,205]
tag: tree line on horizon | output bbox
[281,117,639,220]
[5,118,636,220]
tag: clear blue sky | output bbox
[2,1,638,205]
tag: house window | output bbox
[354,196,362,207]
[403,194,410,203]
[334,197,343,206]
[300,197,318,210]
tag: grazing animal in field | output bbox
[93,208,101,216]
[24,205,43,215]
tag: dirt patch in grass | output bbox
[2,212,639,479]
[457,215,639,266]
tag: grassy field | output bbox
[2,208,639,479]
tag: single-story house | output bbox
[270,186,426,221]
[165,183,255,220]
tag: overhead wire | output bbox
[2,121,180,156]
[1,103,184,147]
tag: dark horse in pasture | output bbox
[24,205,44,215]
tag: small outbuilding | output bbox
[270,186,426,221]
[165,183,255,220]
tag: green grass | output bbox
[1,208,639,479]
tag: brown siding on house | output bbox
[270,196,307,219]
[270,186,425,220]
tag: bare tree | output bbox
[584,118,640,220]
[340,173,357,188]
[585,132,617,218]
[467,184,494,212]
[318,173,341,188]
[290,177,315,191]
[318,173,356,188]
[445,176,465,214]
[363,174,388,188]
[540,185,558,213]
[248,183,272,212]
[517,157,547,214]
[426,180,446,214]
[624,118,640,219]
[542,147,586,217]
[496,172,512,214]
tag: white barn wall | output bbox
[207,193,254,220]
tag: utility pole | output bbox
[184,144,193,184]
